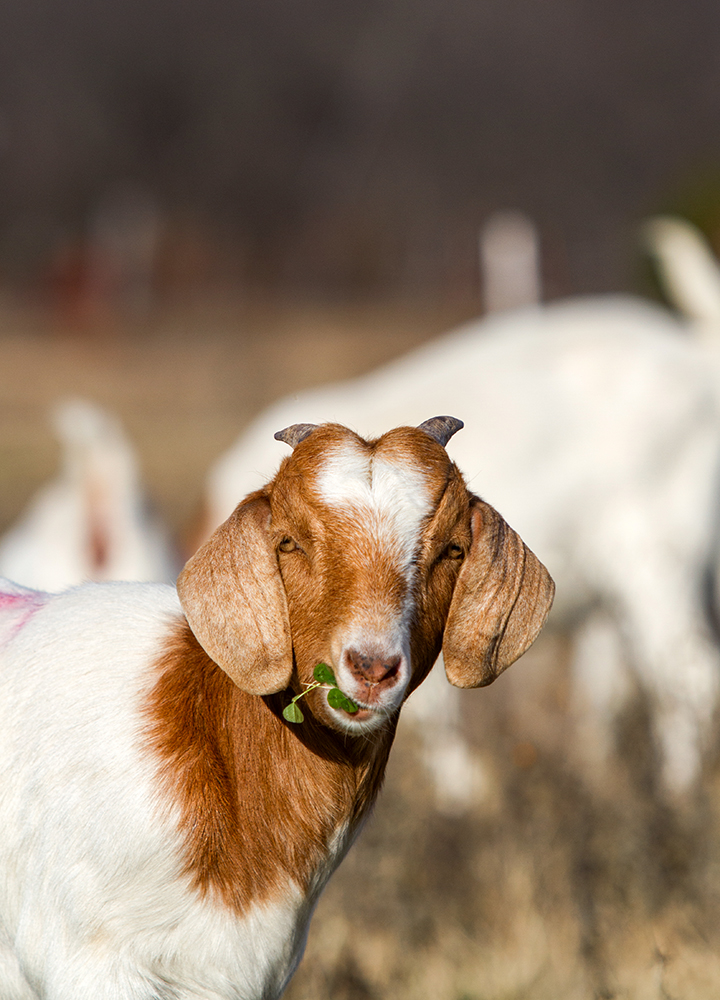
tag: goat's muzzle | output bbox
[336,645,408,720]
[344,648,402,694]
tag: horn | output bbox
[417,415,464,447]
[274,423,318,449]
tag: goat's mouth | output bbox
[302,654,405,730]
[337,701,376,723]
[316,685,388,730]
[328,688,400,734]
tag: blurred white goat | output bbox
[197,217,720,801]
[0,399,178,590]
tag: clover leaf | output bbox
[327,687,359,713]
[313,662,337,685]
[282,662,360,723]
[282,701,305,724]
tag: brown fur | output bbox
[146,618,395,914]
[443,497,556,686]
[153,421,554,917]
[178,493,294,696]
[267,425,471,711]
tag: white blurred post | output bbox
[479,210,541,313]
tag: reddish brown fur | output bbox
[151,422,553,918]
[267,426,471,718]
[147,427,470,913]
[146,618,396,914]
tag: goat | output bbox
[0,418,553,1000]
[197,288,720,796]
[0,398,178,590]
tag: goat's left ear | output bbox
[443,497,555,688]
[177,494,293,696]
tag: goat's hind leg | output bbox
[615,564,719,795]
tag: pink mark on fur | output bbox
[0,588,47,646]
[0,592,40,610]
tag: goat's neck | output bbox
[146,619,395,915]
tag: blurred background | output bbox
[4,0,720,302]
[2,0,720,528]
[4,1,720,997]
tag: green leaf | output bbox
[327,687,359,714]
[313,662,336,685]
[283,702,305,724]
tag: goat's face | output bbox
[267,424,471,732]
[178,420,554,736]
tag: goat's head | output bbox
[178,419,554,734]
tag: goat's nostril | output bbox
[346,649,402,686]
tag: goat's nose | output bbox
[345,648,402,687]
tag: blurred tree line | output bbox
[0,0,718,302]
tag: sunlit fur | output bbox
[0,422,553,999]
[267,425,468,735]
[201,294,720,795]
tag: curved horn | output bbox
[418,415,464,447]
[274,423,318,449]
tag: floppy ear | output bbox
[443,497,555,688]
[176,494,293,696]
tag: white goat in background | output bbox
[0,399,178,590]
[197,218,720,799]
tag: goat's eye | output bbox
[445,543,465,561]
[278,536,299,553]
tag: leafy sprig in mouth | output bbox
[282,663,359,724]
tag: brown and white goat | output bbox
[0,418,553,1000]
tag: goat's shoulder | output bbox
[145,618,392,917]
[0,580,182,769]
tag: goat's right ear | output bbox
[176,494,293,696]
[442,497,555,688]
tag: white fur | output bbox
[479,210,541,314]
[203,291,720,795]
[316,442,433,562]
[316,441,434,730]
[644,215,720,337]
[0,416,504,997]
[0,581,334,1000]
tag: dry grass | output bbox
[288,634,720,1000]
[2,293,720,999]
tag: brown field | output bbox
[0,295,469,535]
[2,295,720,1000]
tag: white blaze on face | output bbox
[315,440,434,570]
[314,439,435,720]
